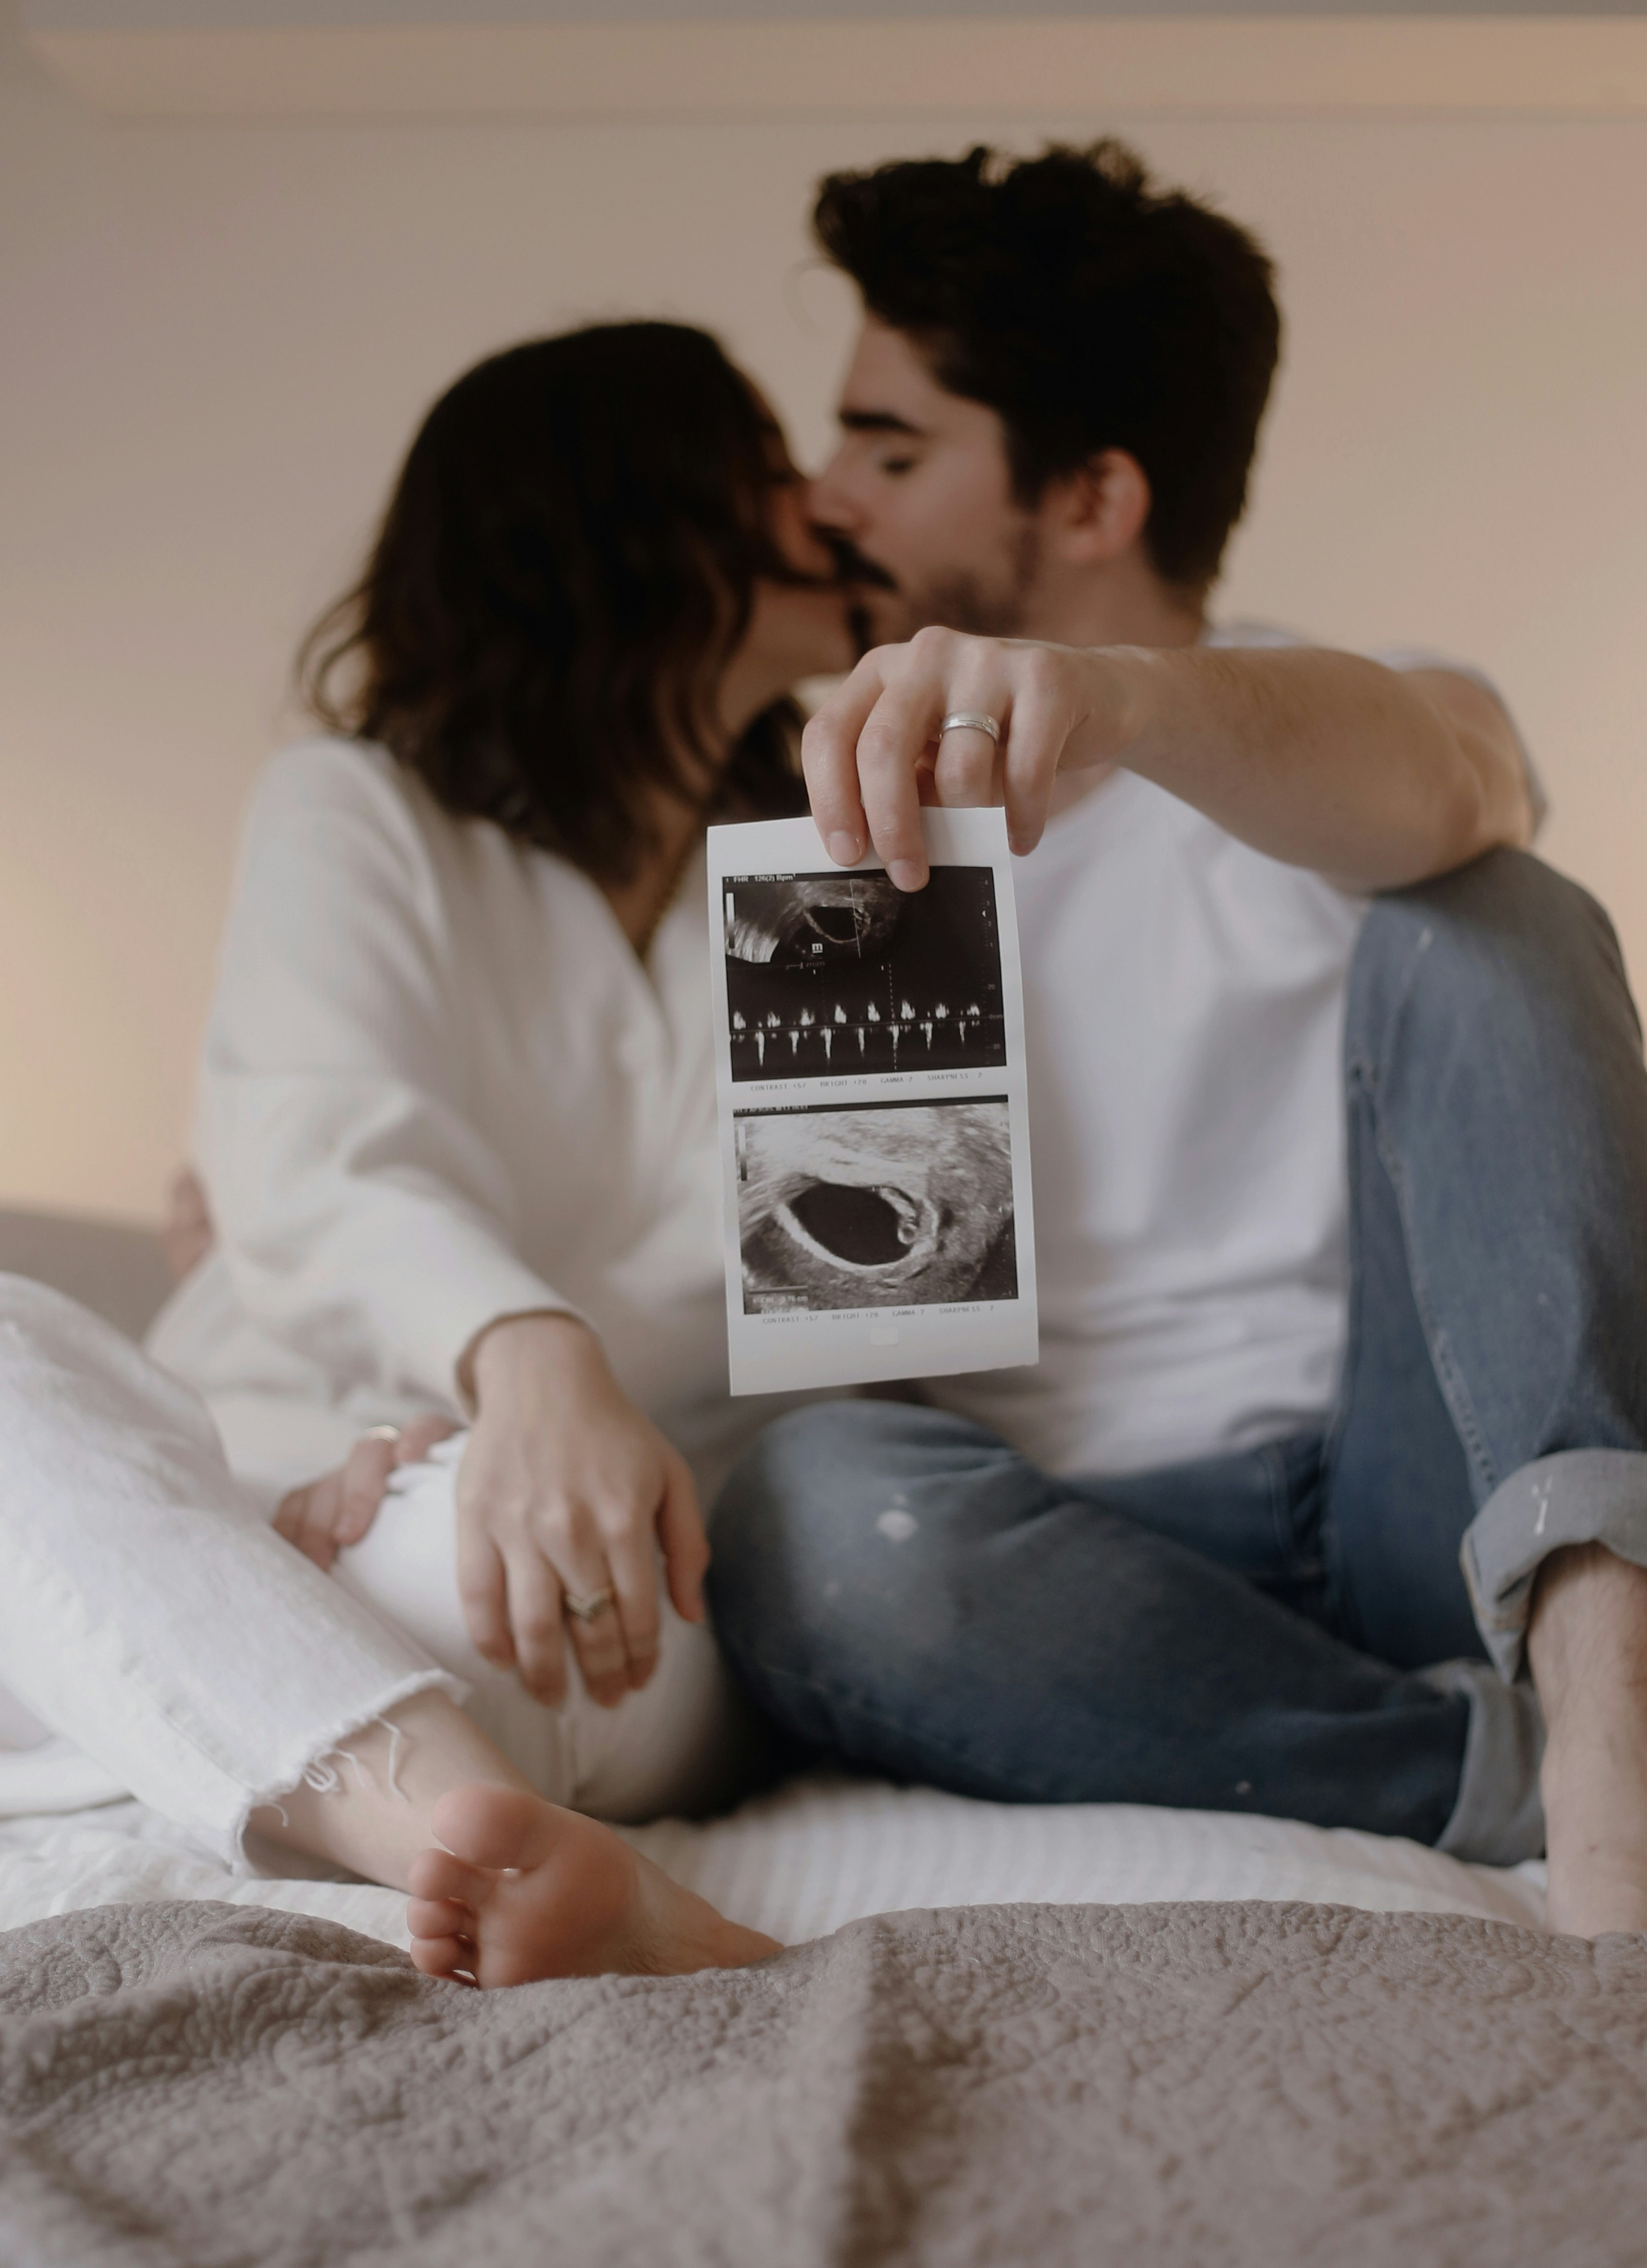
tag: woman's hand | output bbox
[456,1313,708,1711]
[274,1413,461,1572]
[802,626,1148,889]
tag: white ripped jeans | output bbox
[0,1277,745,1870]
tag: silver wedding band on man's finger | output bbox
[938,711,1001,744]
[931,709,1006,815]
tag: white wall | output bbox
[3,2,1644,1220]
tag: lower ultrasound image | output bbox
[723,868,1007,1081]
[736,1097,1018,1313]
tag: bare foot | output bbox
[1529,1543,1647,1938]
[405,1784,780,1987]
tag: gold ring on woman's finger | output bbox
[564,1587,615,1623]
[938,711,1001,743]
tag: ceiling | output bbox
[22,0,1647,21]
[23,1,1647,117]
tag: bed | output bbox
[10,1778,1637,2268]
[4,1210,1643,2263]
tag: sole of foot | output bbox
[405,1783,779,1987]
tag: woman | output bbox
[2,321,854,1984]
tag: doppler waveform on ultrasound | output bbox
[723,868,1007,1082]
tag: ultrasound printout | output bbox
[707,808,1037,1395]
[724,868,1007,1081]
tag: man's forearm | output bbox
[800,627,1533,894]
[1109,646,1533,892]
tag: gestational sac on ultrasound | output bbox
[723,868,1007,1082]
[736,1098,1018,1313]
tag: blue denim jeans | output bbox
[707,852,1647,1866]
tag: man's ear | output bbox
[1044,449,1152,566]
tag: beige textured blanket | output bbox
[3,1897,1645,2265]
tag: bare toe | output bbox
[430,1785,563,1872]
[408,1845,489,1907]
[410,1934,479,1984]
[407,1895,474,1941]
[411,1781,779,1988]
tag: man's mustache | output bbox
[815,530,900,593]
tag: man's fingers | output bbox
[930,719,1004,810]
[658,1456,710,1625]
[800,655,888,865]
[996,661,1071,856]
[849,630,987,885]
[801,634,1093,875]
[854,667,945,889]
[806,634,1025,889]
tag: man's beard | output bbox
[842,525,1042,654]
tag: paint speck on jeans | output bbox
[876,1509,918,1544]
[1235,1782,1252,1796]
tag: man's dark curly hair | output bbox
[300,322,805,884]
[813,141,1281,595]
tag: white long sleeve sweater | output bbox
[150,737,801,1500]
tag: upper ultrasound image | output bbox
[723,868,1007,1082]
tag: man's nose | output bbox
[805,452,857,534]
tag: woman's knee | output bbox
[333,1446,481,1681]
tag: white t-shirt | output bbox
[926,625,1535,1479]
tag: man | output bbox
[707,141,1647,1937]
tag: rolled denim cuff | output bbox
[1419,1659,1545,1867]
[1461,1449,1647,1682]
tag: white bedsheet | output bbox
[0,1774,1547,1955]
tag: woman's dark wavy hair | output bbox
[300,322,806,882]
[814,141,1280,595]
